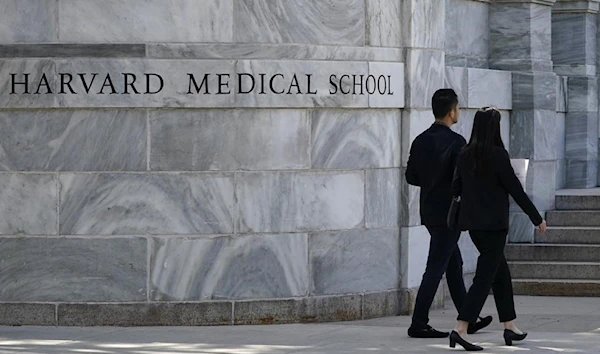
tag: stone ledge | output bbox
[58,302,234,326]
[0,44,146,58]
[0,43,403,62]
[2,290,411,326]
[0,303,56,326]
[492,0,557,6]
[553,0,600,14]
[148,43,404,62]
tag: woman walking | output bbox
[448,106,547,351]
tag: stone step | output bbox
[533,227,600,244]
[505,244,600,262]
[555,191,600,210]
[508,261,600,280]
[546,210,600,226]
[512,279,600,297]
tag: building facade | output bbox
[0,0,596,326]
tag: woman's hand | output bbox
[537,220,547,234]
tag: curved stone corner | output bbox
[0,291,407,326]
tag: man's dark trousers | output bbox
[411,225,466,329]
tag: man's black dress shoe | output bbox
[504,329,527,346]
[449,331,483,351]
[467,316,493,334]
[408,325,449,338]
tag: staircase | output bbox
[505,189,600,296]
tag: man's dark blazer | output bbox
[406,123,467,226]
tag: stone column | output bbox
[399,0,446,309]
[553,0,599,188]
[490,0,558,242]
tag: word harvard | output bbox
[7,72,395,96]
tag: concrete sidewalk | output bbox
[1,296,599,353]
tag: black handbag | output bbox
[447,196,461,230]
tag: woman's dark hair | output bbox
[465,107,504,175]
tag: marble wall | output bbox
[0,0,408,326]
[0,0,590,325]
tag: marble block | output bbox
[366,169,401,229]
[399,167,421,227]
[554,64,596,77]
[512,72,557,111]
[236,171,364,233]
[446,55,468,68]
[0,0,56,43]
[0,237,146,302]
[567,76,598,112]
[147,43,404,62]
[565,112,598,160]
[468,68,512,110]
[508,212,535,243]
[552,13,596,66]
[490,2,552,62]
[450,109,477,142]
[556,76,568,112]
[150,234,309,300]
[445,66,468,107]
[366,0,402,47]
[363,290,403,319]
[368,62,405,108]
[402,0,445,49]
[365,0,402,47]
[467,57,489,69]
[401,109,435,167]
[55,59,235,108]
[501,111,512,152]
[400,226,430,289]
[234,60,369,108]
[0,110,146,171]
[445,0,490,60]
[151,109,309,171]
[0,59,56,108]
[490,2,532,60]
[530,2,554,61]
[0,174,57,235]
[311,110,400,169]
[510,110,557,161]
[310,229,400,295]
[566,159,598,189]
[556,112,566,159]
[233,0,365,45]
[490,58,553,72]
[556,158,566,190]
[59,173,234,235]
[59,0,233,43]
[405,50,445,109]
[526,160,557,211]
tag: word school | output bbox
[8,72,394,96]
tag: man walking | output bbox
[406,89,492,338]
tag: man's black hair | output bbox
[431,89,459,119]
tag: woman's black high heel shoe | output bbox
[449,331,483,351]
[504,329,528,346]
